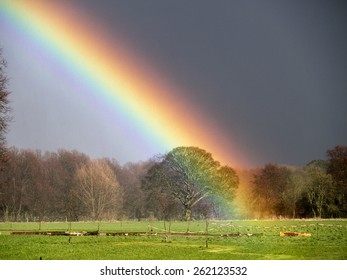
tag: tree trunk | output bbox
[185,208,191,232]
[312,207,316,218]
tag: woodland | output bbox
[0,145,346,222]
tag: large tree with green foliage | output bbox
[143,147,239,226]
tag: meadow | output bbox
[0,220,346,260]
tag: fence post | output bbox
[205,219,209,234]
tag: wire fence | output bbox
[147,221,347,237]
[1,220,347,238]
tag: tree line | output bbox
[0,146,239,222]
[0,145,345,222]
[235,145,347,219]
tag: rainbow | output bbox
[0,0,248,168]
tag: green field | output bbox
[0,220,346,260]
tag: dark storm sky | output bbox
[1,0,347,167]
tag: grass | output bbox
[0,220,346,260]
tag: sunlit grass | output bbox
[1,220,346,260]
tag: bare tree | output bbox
[0,49,11,165]
[252,164,291,218]
[304,163,333,218]
[116,161,151,220]
[327,146,347,216]
[50,150,90,221]
[232,168,260,219]
[283,168,306,218]
[0,148,45,222]
[75,159,122,221]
